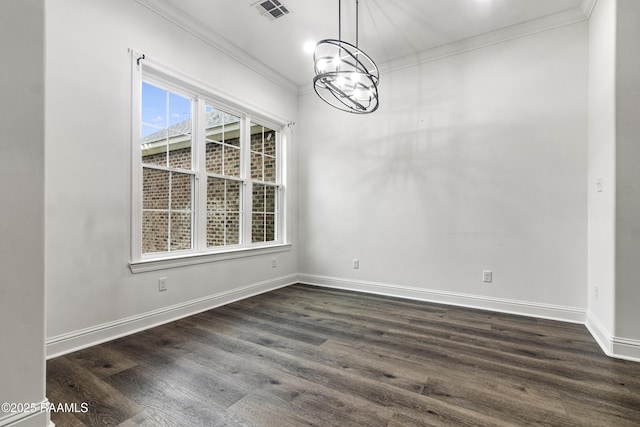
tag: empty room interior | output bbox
[2,0,640,426]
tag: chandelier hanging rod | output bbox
[339,0,342,41]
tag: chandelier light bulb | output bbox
[355,88,371,101]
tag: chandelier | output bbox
[313,0,379,114]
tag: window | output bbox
[131,61,287,268]
[141,83,195,254]
[250,124,278,243]
[204,105,243,247]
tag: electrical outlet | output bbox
[353,259,360,269]
[483,270,492,283]
[594,286,599,300]
[158,277,167,292]
[271,258,277,268]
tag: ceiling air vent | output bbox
[254,0,290,20]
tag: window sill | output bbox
[129,243,292,274]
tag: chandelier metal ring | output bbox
[312,0,380,114]
[313,39,379,114]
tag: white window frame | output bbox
[129,52,290,273]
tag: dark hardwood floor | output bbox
[47,284,640,426]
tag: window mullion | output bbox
[242,117,252,245]
[168,171,173,251]
[223,179,228,245]
[195,97,207,252]
[263,183,267,242]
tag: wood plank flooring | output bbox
[47,284,640,426]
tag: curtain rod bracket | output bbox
[136,54,145,65]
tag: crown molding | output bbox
[299,3,592,95]
[135,0,300,96]
[379,5,590,76]
[135,0,591,98]
[581,0,598,18]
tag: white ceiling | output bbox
[137,0,593,92]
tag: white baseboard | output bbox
[585,311,613,355]
[45,272,640,364]
[46,274,298,359]
[612,337,640,362]
[301,274,640,362]
[586,312,640,362]
[298,274,587,324]
[0,399,50,427]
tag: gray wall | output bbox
[587,0,616,339]
[298,22,589,320]
[0,1,48,426]
[614,0,640,342]
[587,0,640,360]
[45,0,298,356]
